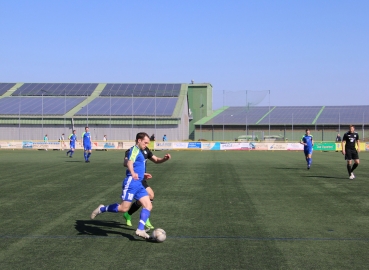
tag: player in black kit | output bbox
[341,125,360,180]
[123,146,171,229]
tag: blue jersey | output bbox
[126,146,146,181]
[82,132,91,146]
[301,134,313,149]
[69,134,77,145]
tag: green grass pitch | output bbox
[0,149,368,269]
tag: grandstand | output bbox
[0,82,368,142]
[194,105,369,142]
[0,82,211,141]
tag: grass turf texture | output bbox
[0,149,368,269]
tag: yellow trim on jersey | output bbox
[129,146,140,162]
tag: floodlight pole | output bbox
[18,92,21,140]
[109,93,111,139]
[268,90,271,135]
[86,95,89,126]
[222,90,225,141]
[41,90,46,138]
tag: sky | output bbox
[1,0,368,109]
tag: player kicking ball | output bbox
[90,132,155,239]
[300,129,314,169]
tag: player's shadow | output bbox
[274,167,300,170]
[65,160,84,162]
[304,175,340,179]
[74,220,139,241]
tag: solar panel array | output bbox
[12,83,98,96]
[100,84,182,97]
[75,97,177,116]
[316,106,369,125]
[205,106,271,125]
[0,83,16,96]
[0,97,85,115]
[258,106,323,125]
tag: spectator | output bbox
[103,135,107,142]
[163,134,167,141]
[150,134,155,141]
[59,133,65,151]
[336,134,342,142]
[44,134,48,151]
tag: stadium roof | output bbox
[195,105,369,126]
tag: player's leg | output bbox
[144,186,155,229]
[70,147,75,157]
[91,177,137,219]
[345,151,354,178]
[87,149,92,160]
[135,192,152,239]
[350,150,359,178]
[123,180,151,226]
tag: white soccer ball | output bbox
[151,228,166,242]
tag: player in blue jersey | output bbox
[90,132,154,239]
[123,146,171,229]
[66,130,77,158]
[300,129,314,169]
[82,127,92,163]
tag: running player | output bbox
[342,125,360,179]
[300,129,314,169]
[123,146,171,229]
[82,127,92,163]
[90,132,153,239]
[66,130,77,158]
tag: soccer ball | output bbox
[151,228,166,242]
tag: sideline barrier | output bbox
[0,141,135,150]
[1,141,367,151]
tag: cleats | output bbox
[85,160,90,163]
[135,229,150,239]
[349,173,355,180]
[145,218,154,230]
[91,204,104,219]
[69,156,72,158]
[307,165,310,170]
[123,212,132,227]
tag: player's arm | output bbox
[356,139,360,152]
[149,154,171,164]
[300,136,305,145]
[127,160,138,180]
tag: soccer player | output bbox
[123,145,171,229]
[300,129,314,169]
[82,127,92,163]
[342,125,360,179]
[66,130,77,158]
[90,132,155,239]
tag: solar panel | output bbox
[75,97,178,116]
[12,83,98,96]
[257,106,322,125]
[100,84,182,97]
[206,107,271,125]
[0,83,16,96]
[316,106,369,125]
[0,97,85,115]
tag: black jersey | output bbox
[342,131,359,150]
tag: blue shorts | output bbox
[304,148,313,155]
[121,176,148,202]
[84,145,92,151]
[70,143,75,149]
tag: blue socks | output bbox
[87,153,91,159]
[306,158,312,166]
[100,203,119,213]
[138,208,151,230]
